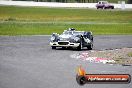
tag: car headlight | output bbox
[51,36,55,41]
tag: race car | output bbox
[96,1,114,9]
[50,28,93,50]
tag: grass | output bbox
[0,22,131,35]
[128,52,132,57]
[0,6,132,22]
[107,0,128,3]
[0,6,132,35]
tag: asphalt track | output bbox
[0,35,132,88]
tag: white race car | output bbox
[50,28,93,50]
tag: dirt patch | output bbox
[91,48,132,65]
[71,48,132,65]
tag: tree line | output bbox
[34,0,98,3]
[128,0,132,4]
[13,0,131,4]
[13,0,99,3]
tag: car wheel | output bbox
[52,46,56,49]
[111,6,114,9]
[104,7,107,9]
[76,75,86,86]
[77,39,82,51]
[87,43,93,50]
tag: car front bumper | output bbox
[50,41,80,48]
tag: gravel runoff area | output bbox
[0,1,132,9]
[71,48,132,65]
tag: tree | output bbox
[128,0,132,4]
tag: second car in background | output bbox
[96,1,114,9]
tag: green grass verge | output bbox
[128,52,132,57]
[0,22,132,35]
[0,6,132,22]
[107,0,128,3]
[0,6,132,35]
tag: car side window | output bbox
[99,2,101,4]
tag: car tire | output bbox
[77,39,82,51]
[52,46,56,49]
[87,43,93,50]
[104,7,107,9]
[111,6,114,9]
[76,75,86,86]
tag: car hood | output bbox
[59,34,73,39]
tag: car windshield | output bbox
[102,1,108,4]
[63,31,83,35]
[63,31,73,35]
